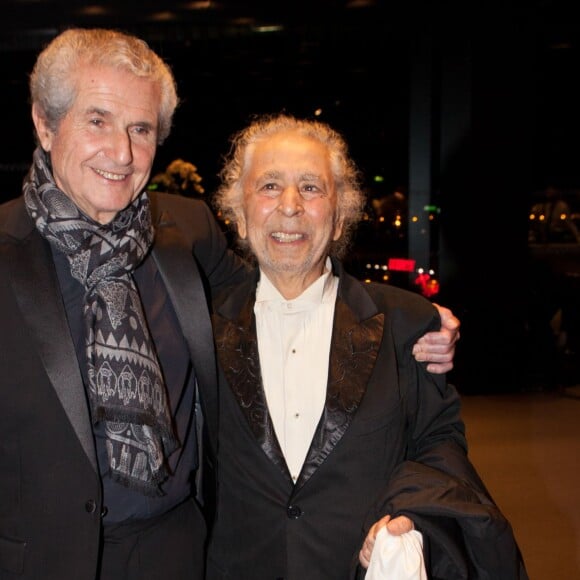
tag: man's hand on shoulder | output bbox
[412,303,460,374]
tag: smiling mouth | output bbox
[93,168,128,181]
[271,232,304,242]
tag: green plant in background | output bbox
[148,158,205,197]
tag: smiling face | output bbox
[237,130,344,298]
[33,64,161,224]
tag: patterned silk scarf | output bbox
[24,147,178,495]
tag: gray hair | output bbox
[29,28,179,144]
[214,113,366,259]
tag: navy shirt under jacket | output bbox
[52,247,198,523]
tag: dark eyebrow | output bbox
[84,107,155,132]
[85,107,108,117]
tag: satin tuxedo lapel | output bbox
[151,208,219,444]
[213,279,290,480]
[213,267,384,489]
[297,296,383,487]
[6,202,97,472]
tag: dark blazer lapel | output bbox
[297,269,384,488]
[151,209,219,444]
[9,227,98,472]
[213,278,290,480]
[214,266,384,488]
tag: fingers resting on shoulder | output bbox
[412,303,461,373]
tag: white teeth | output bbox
[94,168,126,181]
[271,232,303,242]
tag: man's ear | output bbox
[236,212,248,239]
[332,214,345,242]
[32,103,54,151]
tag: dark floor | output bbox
[460,385,580,580]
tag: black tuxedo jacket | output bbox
[0,192,245,579]
[206,261,527,580]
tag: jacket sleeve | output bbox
[188,200,250,297]
[362,291,528,579]
[152,192,250,297]
[371,460,529,580]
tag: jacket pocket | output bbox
[0,535,25,574]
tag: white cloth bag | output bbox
[365,526,427,580]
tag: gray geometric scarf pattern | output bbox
[23,147,178,496]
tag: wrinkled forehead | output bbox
[245,130,331,175]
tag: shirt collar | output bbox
[256,256,337,308]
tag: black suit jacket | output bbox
[206,261,527,580]
[0,192,246,579]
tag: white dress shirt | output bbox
[254,258,338,482]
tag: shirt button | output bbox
[287,504,302,519]
[84,499,97,514]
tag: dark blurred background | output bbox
[2,0,579,393]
